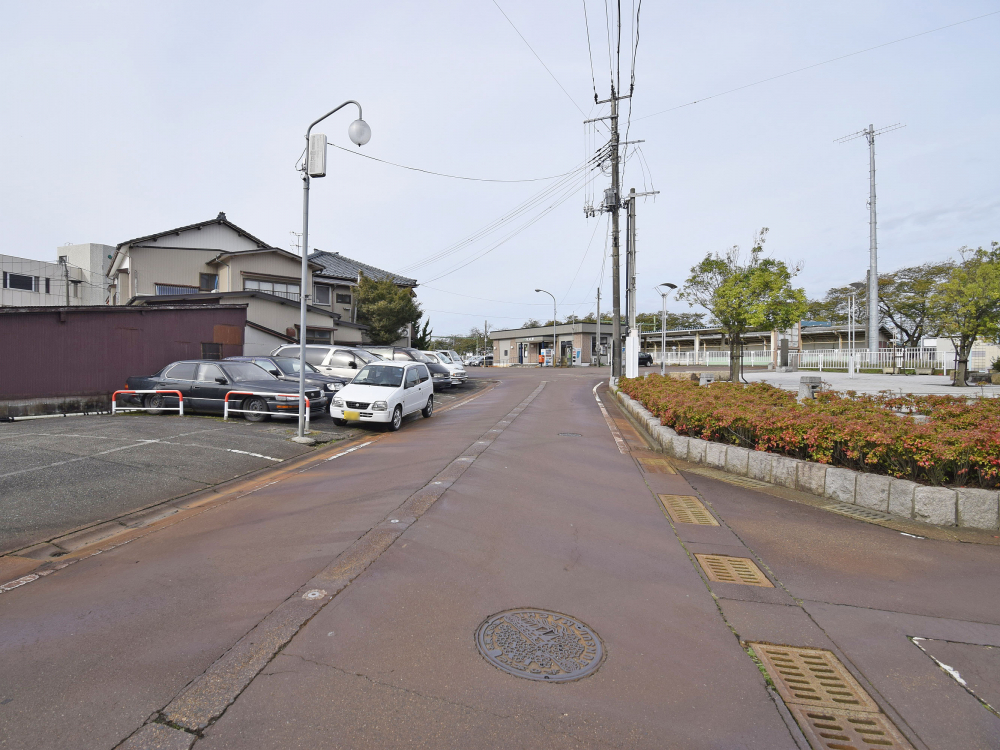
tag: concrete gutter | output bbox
[612,388,1000,531]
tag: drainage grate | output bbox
[750,643,879,712]
[695,554,773,587]
[659,495,719,526]
[825,502,895,523]
[637,457,677,474]
[476,609,603,682]
[788,706,915,749]
[558,433,582,437]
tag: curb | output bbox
[612,388,1000,531]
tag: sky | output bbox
[2,1,998,336]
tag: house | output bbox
[2,244,113,308]
[107,213,414,355]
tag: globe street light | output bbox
[295,101,371,439]
[535,289,556,367]
[655,283,677,376]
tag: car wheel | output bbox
[144,393,166,416]
[242,396,270,422]
[332,418,347,427]
[421,395,434,418]
[387,405,403,432]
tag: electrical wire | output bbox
[421,285,590,306]
[582,0,598,103]
[561,215,605,304]
[491,0,586,116]
[636,9,1000,121]
[327,142,578,183]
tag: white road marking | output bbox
[226,449,281,462]
[324,441,374,461]
[0,439,162,479]
[593,382,629,454]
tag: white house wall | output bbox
[140,224,261,253]
[127,247,219,296]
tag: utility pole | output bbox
[609,91,622,381]
[596,288,601,367]
[836,123,904,353]
[59,255,70,306]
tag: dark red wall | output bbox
[0,305,246,400]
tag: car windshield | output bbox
[352,364,404,387]
[410,351,435,363]
[433,351,452,363]
[354,349,378,364]
[223,362,277,382]
[447,350,462,362]
[421,352,441,363]
[273,358,318,375]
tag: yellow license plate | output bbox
[344,410,360,420]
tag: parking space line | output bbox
[0,439,163,479]
[323,441,374,461]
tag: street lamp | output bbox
[295,101,371,439]
[848,282,865,379]
[655,283,677,376]
[535,289,556,367]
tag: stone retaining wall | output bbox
[613,388,1000,531]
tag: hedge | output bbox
[619,375,1000,489]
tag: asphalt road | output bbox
[0,381,484,555]
[1,367,998,749]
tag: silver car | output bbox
[270,345,380,380]
[424,351,468,385]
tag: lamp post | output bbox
[295,101,371,439]
[535,289,556,367]
[655,283,677,376]
[847,282,865,379]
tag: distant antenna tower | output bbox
[835,122,905,353]
[289,231,303,255]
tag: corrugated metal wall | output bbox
[0,305,246,400]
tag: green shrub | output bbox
[620,375,1000,488]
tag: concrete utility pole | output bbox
[627,188,636,333]
[835,123,904,353]
[59,256,70,306]
[596,288,601,367]
[610,91,622,381]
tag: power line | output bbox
[582,0,598,102]
[561,215,605,304]
[327,142,577,183]
[422,285,590,306]
[636,9,1000,121]
[491,0,586,116]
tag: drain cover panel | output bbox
[695,554,773,587]
[476,609,603,682]
[659,495,719,526]
[826,502,895,523]
[750,643,879,712]
[788,706,915,749]
[558,433,582,437]
[637,457,677,474]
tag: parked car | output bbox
[330,361,433,431]
[422,351,467,385]
[359,346,454,390]
[225,356,350,394]
[125,360,326,421]
[269,345,381,380]
[638,352,653,367]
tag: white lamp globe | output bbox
[348,119,371,147]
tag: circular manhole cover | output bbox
[475,609,604,682]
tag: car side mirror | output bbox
[215,377,228,384]
[348,361,357,368]
[268,369,280,376]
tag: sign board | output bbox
[308,133,327,177]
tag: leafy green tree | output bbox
[412,319,433,350]
[521,318,542,328]
[678,228,808,382]
[355,273,423,345]
[928,242,1000,386]
[635,311,705,331]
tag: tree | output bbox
[806,262,953,346]
[521,318,542,328]
[635,311,706,330]
[412,319,433,350]
[678,228,808,382]
[355,273,423,345]
[928,242,1000,386]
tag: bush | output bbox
[620,375,1000,488]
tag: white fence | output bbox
[651,348,953,372]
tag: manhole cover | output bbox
[476,609,603,682]
[558,433,582,437]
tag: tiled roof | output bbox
[309,250,417,287]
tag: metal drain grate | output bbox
[788,706,915,749]
[637,457,677,474]
[825,502,895,523]
[476,609,603,682]
[659,495,719,526]
[750,644,880,712]
[695,554,773,587]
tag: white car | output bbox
[330,361,433,431]
[424,350,468,385]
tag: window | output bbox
[253,358,283,376]
[201,343,223,359]
[45,278,51,294]
[200,273,219,291]
[197,363,225,382]
[3,272,36,292]
[304,347,329,366]
[71,281,80,298]
[405,368,419,388]
[313,285,331,305]
[336,293,352,305]
[278,346,299,358]
[328,350,356,368]
[164,362,198,380]
[305,328,331,345]
[244,278,300,300]
[224,362,278,382]
[416,365,430,383]
[155,284,197,296]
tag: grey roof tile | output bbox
[309,250,416,287]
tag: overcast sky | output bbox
[2,1,998,335]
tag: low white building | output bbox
[1,244,112,307]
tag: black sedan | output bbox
[124,360,326,421]
[224,356,349,395]
[638,352,653,367]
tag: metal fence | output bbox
[650,348,952,372]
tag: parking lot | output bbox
[0,379,487,556]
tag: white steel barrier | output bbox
[111,390,185,416]
[223,391,310,427]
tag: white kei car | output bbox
[330,361,434,431]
